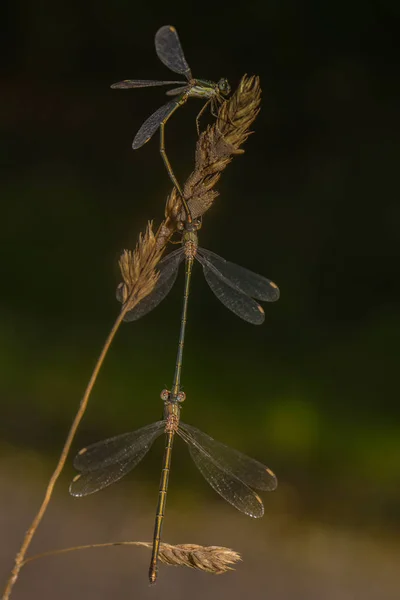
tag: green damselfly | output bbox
[70,221,278,583]
[111,25,231,222]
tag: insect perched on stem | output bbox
[117,219,280,325]
[69,390,277,583]
[111,25,231,222]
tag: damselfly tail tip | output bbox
[149,568,157,585]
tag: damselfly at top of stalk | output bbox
[111,26,231,222]
[111,26,231,135]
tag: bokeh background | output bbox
[1,1,400,598]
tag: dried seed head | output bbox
[155,542,242,574]
[117,221,164,316]
[168,74,262,224]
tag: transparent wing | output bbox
[70,421,164,497]
[155,25,192,80]
[196,255,265,325]
[178,424,266,518]
[111,79,185,89]
[116,247,184,322]
[179,423,277,491]
[197,248,280,302]
[165,85,189,96]
[132,98,180,149]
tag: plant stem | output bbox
[2,308,127,600]
[22,542,151,566]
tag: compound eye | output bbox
[219,78,230,95]
[160,389,170,401]
[177,391,186,402]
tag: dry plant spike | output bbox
[167,74,262,222]
[156,543,242,575]
[117,221,165,314]
[159,75,262,235]
[22,541,242,576]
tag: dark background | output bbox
[1,1,399,598]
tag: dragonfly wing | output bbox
[116,247,184,322]
[197,248,280,302]
[165,86,190,96]
[178,425,265,518]
[133,98,180,149]
[155,26,192,80]
[179,423,277,492]
[70,421,164,497]
[111,79,185,89]
[196,255,265,325]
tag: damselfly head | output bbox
[184,218,202,232]
[217,78,231,96]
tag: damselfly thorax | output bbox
[161,389,185,432]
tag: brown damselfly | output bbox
[116,219,280,325]
[111,25,231,222]
[70,221,278,583]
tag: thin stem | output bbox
[22,542,152,566]
[2,308,128,600]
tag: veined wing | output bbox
[178,424,266,518]
[197,248,280,302]
[179,423,277,491]
[196,254,266,325]
[155,26,192,80]
[111,79,185,89]
[132,98,181,149]
[70,421,164,497]
[166,86,190,96]
[116,247,184,322]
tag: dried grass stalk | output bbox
[2,74,259,600]
[23,541,242,576]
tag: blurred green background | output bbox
[1,0,399,598]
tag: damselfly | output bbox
[111,25,231,221]
[117,219,280,325]
[70,391,277,583]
